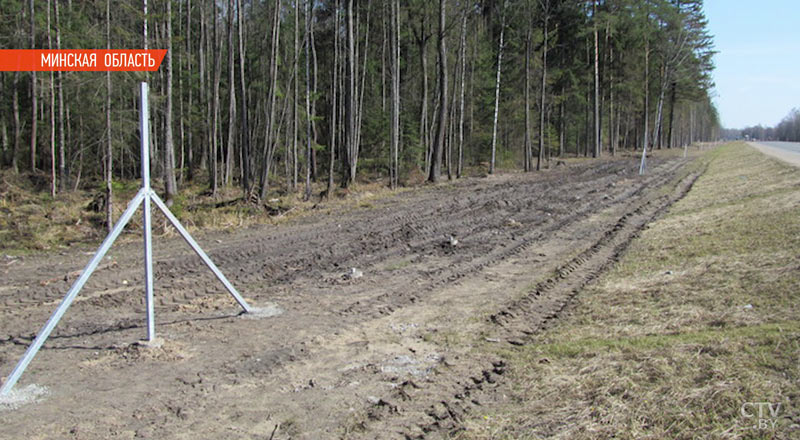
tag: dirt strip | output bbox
[0,152,698,439]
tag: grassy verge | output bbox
[460,142,800,439]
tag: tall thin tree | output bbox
[47,0,55,197]
[639,38,650,174]
[457,7,467,178]
[327,0,339,196]
[390,0,401,189]
[236,0,249,194]
[592,0,600,158]
[304,0,313,200]
[225,0,237,187]
[537,0,548,171]
[524,27,532,172]
[105,0,113,231]
[292,0,300,191]
[428,0,447,182]
[489,1,506,175]
[29,0,37,172]
[210,0,223,195]
[164,0,178,205]
[54,0,65,190]
[259,0,282,199]
[343,0,356,186]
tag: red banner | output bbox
[0,50,167,72]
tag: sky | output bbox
[704,0,800,129]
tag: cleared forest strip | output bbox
[352,145,706,438]
[0,150,699,439]
[455,142,800,438]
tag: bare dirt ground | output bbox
[0,152,702,439]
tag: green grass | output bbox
[458,143,800,439]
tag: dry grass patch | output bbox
[0,169,409,253]
[459,143,800,439]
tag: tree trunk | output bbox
[12,72,21,173]
[381,4,387,114]
[639,40,649,174]
[537,8,547,171]
[667,81,677,149]
[559,87,565,158]
[55,0,66,191]
[199,1,209,180]
[653,63,667,150]
[447,45,458,181]
[304,0,313,201]
[210,1,222,196]
[428,0,447,182]
[30,0,37,172]
[592,0,600,158]
[1,97,7,168]
[328,0,339,196]
[259,0,282,199]
[417,22,430,175]
[457,8,467,179]
[164,0,178,205]
[310,12,319,181]
[354,1,372,175]
[524,29,532,172]
[105,0,113,231]
[177,0,185,185]
[614,96,621,155]
[490,4,506,175]
[236,0,249,194]
[47,0,56,197]
[225,0,237,187]
[342,0,356,186]
[73,117,83,191]
[292,0,299,191]
[609,39,616,156]
[390,0,401,189]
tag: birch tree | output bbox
[489,1,506,175]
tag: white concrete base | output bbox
[242,303,284,319]
[0,384,49,411]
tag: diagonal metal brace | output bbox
[0,82,252,398]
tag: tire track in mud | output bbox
[338,159,685,319]
[0,155,700,440]
[353,160,706,439]
[0,157,684,352]
[2,172,553,309]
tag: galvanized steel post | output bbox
[140,82,156,341]
[0,82,251,398]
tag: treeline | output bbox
[0,0,719,217]
[732,108,800,142]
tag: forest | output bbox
[732,108,800,142]
[0,0,719,229]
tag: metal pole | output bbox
[1,82,252,398]
[151,193,252,313]
[0,189,146,397]
[140,82,156,341]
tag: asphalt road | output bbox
[749,141,800,167]
[758,141,800,154]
